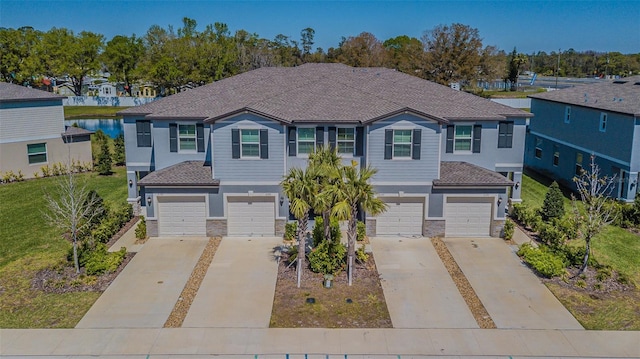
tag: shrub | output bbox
[503,218,514,240]
[512,202,539,230]
[312,216,341,247]
[135,216,147,239]
[517,243,565,278]
[356,245,368,263]
[284,221,297,241]
[308,238,346,275]
[95,140,113,175]
[85,244,126,275]
[113,133,126,166]
[537,222,567,249]
[356,221,366,241]
[541,181,565,221]
[551,216,578,240]
[596,266,612,281]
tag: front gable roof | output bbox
[434,162,513,187]
[0,82,65,103]
[120,63,532,123]
[138,161,219,187]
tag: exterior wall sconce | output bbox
[129,179,133,187]
[497,197,503,206]
[631,180,637,189]
[279,196,284,206]
[146,196,152,206]
[515,181,520,189]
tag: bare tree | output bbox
[572,155,617,275]
[44,171,104,273]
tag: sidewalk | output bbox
[108,219,145,253]
[1,327,637,357]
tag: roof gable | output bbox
[0,82,65,103]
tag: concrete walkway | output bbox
[108,219,145,253]
[76,237,208,328]
[443,237,583,330]
[1,327,638,357]
[371,237,478,328]
[182,237,281,328]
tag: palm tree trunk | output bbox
[347,205,357,286]
[323,210,332,243]
[297,213,308,288]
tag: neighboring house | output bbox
[0,82,93,179]
[54,83,76,96]
[132,84,157,98]
[120,63,532,238]
[97,83,117,97]
[526,77,640,202]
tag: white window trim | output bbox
[392,129,413,159]
[564,106,571,124]
[178,123,197,153]
[599,112,607,133]
[27,142,48,165]
[240,128,260,159]
[454,125,473,154]
[336,127,355,157]
[297,127,315,157]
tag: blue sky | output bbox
[1,0,639,54]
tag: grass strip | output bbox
[430,237,496,329]
[164,237,221,328]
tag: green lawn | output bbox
[64,106,129,119]
[0,168,127,328]
[521,170,573,209]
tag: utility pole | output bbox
[555,49,560,89]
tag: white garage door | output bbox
[445,200,492,237]
[158,196,206,236]
[227,196,275,236]
[376,198,424,236]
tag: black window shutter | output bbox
[259,129,268,159]
[288,126,297,156]
[412,129,421,160]
[231,129,240,159]
[506,122,513,148]
[446,125,454,153]
[196,123,205,152]
[136,121,144,146]
[498,122,506,148]
[316,126,324,149]
[328,126,337,151]
[169,123,178,152]
[355,126,364,156]
[384,129,393,160]
[472,125,482,153]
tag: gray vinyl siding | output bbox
[209,184,287,218]
[0,100,65,143]
[212,114,285,182]
[529,99,635,164]
[286,124,366,171]
[368,115,440,183]
[440,118,528,171]
[143,187,218,218]
[152,120,210,170]
[123,116,153,171]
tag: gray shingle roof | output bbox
[62,126,93,137]
[434,162,513,187]
[0,82,65,102]
[528,76,640,116]
[138,161,219,186]
[120,63,532,123]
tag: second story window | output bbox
[136,120,151,147]
[241,129,260,157]
[178,124,196,151]
[232,128,268,159]
[393,129,412,158]
[564,106,571,124]
[599,113,607,132]
[337,128,355,155]
[455,125,473,152]
[497,122,513,148]
[297,128,315,155]
[384,128,421,160]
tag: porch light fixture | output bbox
[129,179,133,187]
[515,181,520,189]
[497,197,503,206]
[631,180,637,190]
[279,196,284,206]
[146,196,152,206]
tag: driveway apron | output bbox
[371,237,478,328]
[76,237,208,328]
[182,236,281,328]
[443,237,584,329]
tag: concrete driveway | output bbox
[443,237,584,329]
[76,237,208,328]
[371,237,478,328]
[182,236,281,328]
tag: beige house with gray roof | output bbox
[121,63,532,238]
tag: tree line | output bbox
[1,18,639,96]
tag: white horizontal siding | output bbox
[0,105,65,143]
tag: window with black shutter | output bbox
[136,120,151,147]
[497,122,513,149]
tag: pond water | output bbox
[64,118,124,139]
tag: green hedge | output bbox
[517,243,565,278]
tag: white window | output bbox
[553,145,559,166]
[241,129,260,158]
[337,128,355,155]
[297,128,315,155]
[599,113,607,132]
[564,106,571,123]
[393,129,412,158]
[27,143,47,164]
[454,125,473,152]
[178,124,196,152]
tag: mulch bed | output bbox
[270,251,393,328]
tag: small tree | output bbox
[572,156,617,274]
[542,181,565,221]
[44,172,104,273]
[112,133,126,166]
[96,140,112,175]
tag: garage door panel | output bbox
[376,199,424,236]
[158,197,206,236]
[445,201,492,237]
[227,197,275,236]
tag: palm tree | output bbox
[324,160,386,286]
[308,147,341,243]
[281,167,317,287]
